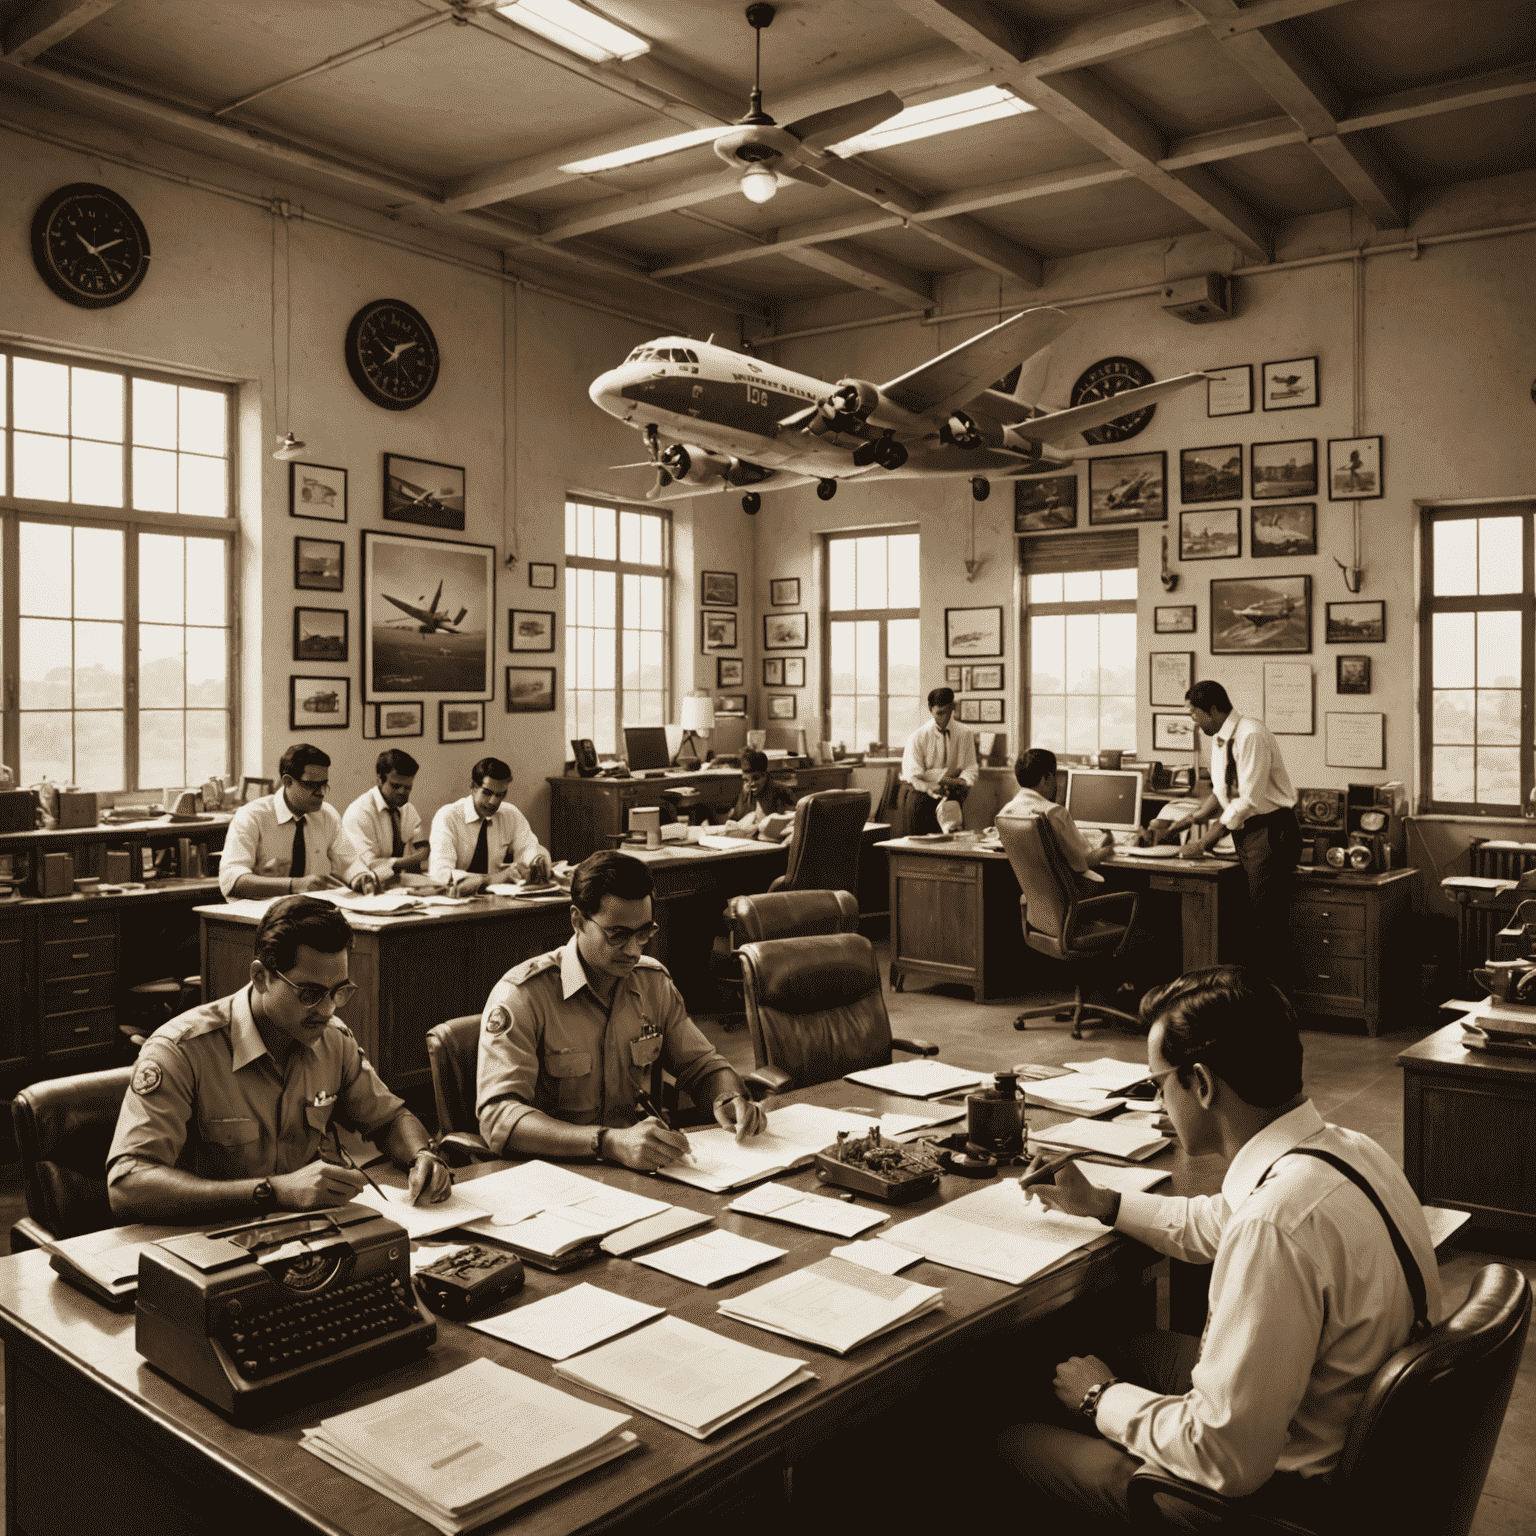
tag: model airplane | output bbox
[382,580,469,635]
[1232,595,1298,627]
[589,307,1208,513]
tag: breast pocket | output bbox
[202,1116,260,1147]
[546,1049,597,1114]
[628,1034,662,1070]
[305,1103,336,1134]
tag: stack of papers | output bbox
[38,1227,149,1306]
[729,1182,887,1238]
[843,1060,989,1098]
[461,1161,670,1258]
[1030,1117,1171,1161]
[829,1239,920,1275]
[470,1283,663,1360]
[300,1358,637,1534]
[1061,1057,1153,1092]
[1021,1077,1128,1116]
[635,1229,786,1287]
[657,1103,886,1193]
[885,1181,1110,1285]
[311,888,429,916]
[484,880,570,900]
[352,1183,492,1241]
[554,1316,813,1439]
[720,1257,943,1355]
[600,1207,713,1256]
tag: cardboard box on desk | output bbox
[57,792,98,829]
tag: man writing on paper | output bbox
[342,749,431,888]
[108,896,452,1222]
[476,850,768,1171]
[999,966,1439,1530]
[718,749,798,838]
[219,744,376,898]
[997,748,1114,897]
[900,686,978,835]
[428,755,552,895]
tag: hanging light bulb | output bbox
[272,431,306,461]
[739,163,779,204]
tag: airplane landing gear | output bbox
[971,476,991,502]
[742,492,761,515]
[816,479,838,501]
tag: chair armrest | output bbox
[436,1130,497,1165]
[892,1037,940,1057]
[9,1216,55,1254]
[743,1066,792,1100]
[1075,891,1138,920]
[1126,1472,1318,1535]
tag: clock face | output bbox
[1071,356,1157,445]
[31,183,151,309]
[345,300,440,411]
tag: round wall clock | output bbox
[1071,356,1156,445]
[344,299,440,410]
[31,183,151,309]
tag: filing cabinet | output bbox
[38,909,119,1063]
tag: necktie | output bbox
[469,819,490,875]
[290,816,307,878]
[940,728,955,780]
[388,807,404,860]
[1225,737,1239,797]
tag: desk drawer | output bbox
[43,971,115,1016]
[43,1008,116,1057]
[1292,929,1366,960]
[1292,900,1365,932]
[892,855,979,882]
[1294,957,1364,999]
[42,934,116,978]
[39,909,117,943]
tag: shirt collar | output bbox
[462,796,497,825]
[274,791,299,826]
[1215,709,1243,747]
[1012,787,1053,809]
[369,785,392,815]
[1221,1099,1326,1209]
[230,985,273,1071]
[559,933,642,1003]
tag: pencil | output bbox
[1016,1150,1090,1190]
[636,1091,700,1168]
[334,1139,391,1202]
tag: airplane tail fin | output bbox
[431,580,444,612]
[453,608,468,627]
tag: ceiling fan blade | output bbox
[784,92,904,153]
[776,161,829,189]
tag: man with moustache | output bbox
[108,896,452,1222]
[475,849,767,1171]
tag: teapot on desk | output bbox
[1474,959,1536,1005]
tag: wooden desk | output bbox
[1399,1022,1536,1236]
[0,1079,1168,1536]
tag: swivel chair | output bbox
[737,930,937,1094]
[1127,1261,1532,1535]
[768,789,870,896]
[997,813,1143,1039]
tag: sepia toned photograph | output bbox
[375,700,422,738]
[293,606,348,662]
[1251,502,1317,557]
[945,605,1002,657]
[763,611,807,650]
[1155,605,1197,634]
[1205,364,1252,417]
[717,657,744,688]
[971,663,1003,690]
[1329,436,1383,500]
[1337,655,1372,694]
[1015,474,1079,531]
[702,570,737,606]
[1326,600,1386,644]
[763,658,783,686]
[290,675,349,730]
[383,453,465,531]
[1153,712,1198,752]
[509,609,555,652]
[716,694,747,715]
[1180,507,1241,561]
[770,578,799,606]
[957,699,981,723]
[440,699,485,741]
[505,667,555,713]
[783,657,805,687]
[528,562,557,588]
[1251,438,1317,499]
[294,537,343,592]
[1179,445,1242,504]
[1211,575,1312,654]
[1088,451,1166,524]
[289,461,346,523]
[767,694,796,720]
[1262,356,1319,411]
[702,609,737,652]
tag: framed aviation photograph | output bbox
[767,694,796,720]
[764,611,808,650]
[1015,474,1079,531]
[1088,451,1166,524]
[294,536,343,592]
[293,607,348,663]
[505,667,555,714]
[290,675,349,731]
[528,562,557,589]
[1154,605,1197,634]
[717,694,747,716]
[702,570,738,607]
[508,609,555,652]
[1205,364,1252,417]
[375,700,423,738]
[1337,655,1371,695]
[1180,507,1241,561]
[945,606,1002,657]
[702,610,737,652]
[1210,575,1312,655]
[363,529,494,700]
[1262,357,1319,411]
[1179,445,1242,504]
[1325,600,1385,644]
[440,700,485,741]
[289,461,346,523]
[383,453,465,531]
[1251,439,1317,499]
[1251,502,1316,558]
[1153,712,1198,753]
[770,578,800,606]
[1328,435,1383,500]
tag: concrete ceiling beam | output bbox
[886,0,1029,69]
[911,214,1043,287]
[3,0,118,64]
[781,240,935,309]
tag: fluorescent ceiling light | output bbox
[827,85,1034,157]
[497,0,650,63]
[560,126,722,175]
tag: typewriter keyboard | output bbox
[224,1273,421,1380]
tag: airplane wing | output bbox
[878,307,1075,418]
[642,469,818,503]
[1007,372,1208,444]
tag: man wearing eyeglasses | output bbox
[108,896,452,1222]
[219,743,377,899]
[476,849,768,1171]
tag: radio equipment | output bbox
[1296,788,1346,834]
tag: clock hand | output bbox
[76,233,100,256]
[93,239,124,254]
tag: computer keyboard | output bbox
[1111,830,1145,847]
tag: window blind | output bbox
[1018,530,1138,574]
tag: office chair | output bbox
[1127,1261,1532,1536]
[846,765,898,825]
[768,788,871,896]
[10,1066,134,1250]
[726,889,861,947]
[996,813,1143,1040]
[737,930,937,1094]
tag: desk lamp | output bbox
[677,695,716,768]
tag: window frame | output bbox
[0,346,238,793]
[1418,500,1535,817]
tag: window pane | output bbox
[576,502,593,557]
[830,622,854,694]
[187,539,226,625]
[619,511,640,564]
[1432,746,1475,803]
[1063,570,1100,602]
[1433,519,1476,596]
[1477,611,1521,688]
[132,446,177,512]
[830,540,855,610]
[1102,566,1137,600]
[72,368,123,441]
[74,709,123,789]
[1432,691,1475,745]
[1065,695,1100,756]
[638,631,661,691]
[1101,613,1136,694]
[14,358,68,433]
[20,619,71,708]
[888,534,919,608]
[20,523,71,617]
[75,528,123,620]
[640,514,661,567]
[1030,615,1064,694]
[1065,614,1099,693]
[186,629,226,706]
[132,379,177,448]
[139,710,185,788]
[179,453,226,516]
[593,504,616,560]
[577,626,594,690]
[888,617,919,702]
[14,433,69,500]
[186,710,229,779]
[1478,518,1522,596]
[178,387,226,455]
[1477,747,1520,804]
[1032,694,1065,751]
[140,533,185,623]
[140,625,184,708]
[74,621,123,707]
[855,536,887,609]
[72,438,122,507]
[593,570,615,622]
[19,713,71,784]
[1029,572,1062,604]
[639,574,661,631]
[1101,693,1135,750]
[887,694,922,749]
[1432,612,1474,688]
[565,501,576,554]
[1477,691,1520,745]
[855,620,879,693]
[830,697,856,746]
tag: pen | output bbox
[635,1090,700,1168]
[333,1138,392,1203]
[1016,1150,1090,1190]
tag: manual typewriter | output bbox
[136,1203,436,1422]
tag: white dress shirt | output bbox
[901,717,979,797]
[996,786,1104,883]
[217,792,368,897]
[341,786,425,884]
[1097,1100,1441,1495]
[428,796,548,885]
[1212,709,1296,830]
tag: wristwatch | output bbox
[253,1179,277,1213]
[591,1126,608,1161]
[1078,1379,1118,1420]
[413,1148,451,1181]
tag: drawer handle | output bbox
[71,952,90,960]
[1315,973,1331,981]
[72,987,89,995]
[72,918,89,926]
[73,1025,90,1035]
[1318,911,1330,919]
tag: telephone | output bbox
[571,738,600,777]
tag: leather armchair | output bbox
[425,1014,498,1165]
[11,1066,133,1249]
[737,931,937,1093]
[769,789,871,896]
[1127,1262,1532,1535]
[725,889,860,947]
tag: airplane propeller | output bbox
[609,424,676,491]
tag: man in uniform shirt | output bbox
[999,966,1440,1529]
[476,849,768,1171]
[997,748,1114,896]
[342,748,429,887]
[900,686,979,835]
[718,748,798,836]
[219,743,375,899]
[428,755,552,894]
[1153,680,1301,989]
[108,896,452,1222]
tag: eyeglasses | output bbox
[272,969,358,1009]
[292,778,330,795]
[587,920,660,949]
[1125,1065,1180,1102]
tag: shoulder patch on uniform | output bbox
[131,1060,163,1096]
[485,1003,512,1036]
[505,950,562,986]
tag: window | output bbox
[564,498,670,755]
[1420,505,1531,814]
[1023,531,1137,757]
[825,529,920,751]
[0,349,235,791]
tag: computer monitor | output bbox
[1065,769,1144,833]
[623,725,672,772]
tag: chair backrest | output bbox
[738,931,892,1087]
[996,812,1076,947]
[777,789,871,895]
[12,1066,134,1240]
[426,1014,483,1138]
[1331,1261,1532,1536]
[846,766,897,824]
[726,889,860,947]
